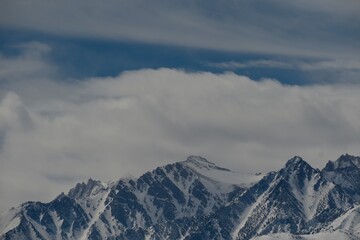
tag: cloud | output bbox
[1,65,360,213]
[207,60,294,70]
[297,59,360,72]
[0,0,359,60]
[207,59,360,83]
[209,59,360,71]
[0,41,55,82]
[0,42,78,108]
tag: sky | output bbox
[0,0,360,213]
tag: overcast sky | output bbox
[0,0,359,213]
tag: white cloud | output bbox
[1,66,360,213]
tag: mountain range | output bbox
[1,154,360,239]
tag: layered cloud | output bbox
[207,59,360,83]
[1,43,360,213]
[208,59,360,72]
[1,0,359,60]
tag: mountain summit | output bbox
[323,154,360,171]
[183,155,230,171]
[1,155,360,240]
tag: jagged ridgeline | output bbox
[1,155,360,240]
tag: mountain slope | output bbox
[233,157,354,239]
[253,205,360,239]
[0,156,261,240]
[1,155,359,240]
[181,156,356,240]
[323,154,360,201]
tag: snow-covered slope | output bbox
[179,156,357,240]
[1,155,360,240]
[231,156,354,239]
[253,232,350,240]
[184,156,264,189]
[323,154,360,201]
[0,208,21,237]
[254,205,360,239]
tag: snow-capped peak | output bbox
[182,156,264,188]
[183,155,230,171]
[284,156,315,173]
[68,178,107,200]
[285,156,305,166]
[323,154,360,171]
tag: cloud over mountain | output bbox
[0,45,360,213]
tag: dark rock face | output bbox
[1,155,360,240]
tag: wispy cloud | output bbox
[207,60,294,70]
[208,59,360,71]
[297,59,360,71]
[0,0,359,60]
[207,58,360,83]
[0,41,55,81]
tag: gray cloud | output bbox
[1,64,360,213]
[208,59,360,71]
[207,60,294,70]
[207,59,360,83]
[0,41,55,82]
[0,0,359,60]
[0,42,78,107]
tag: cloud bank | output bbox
[1,43,360,213]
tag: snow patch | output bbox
[184,159,264,188]
[0,216,21,235]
